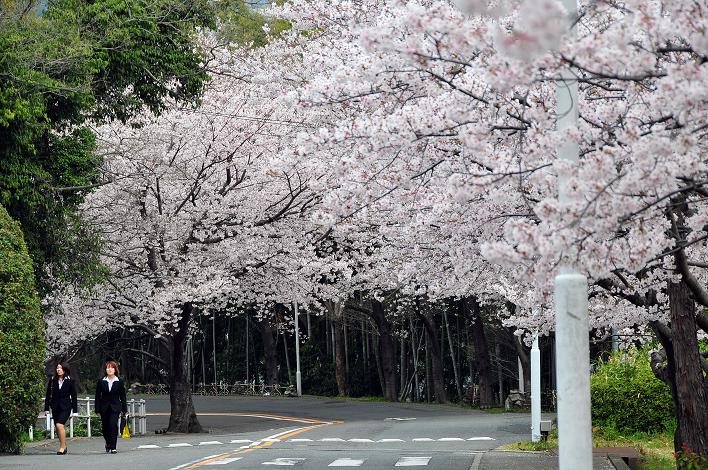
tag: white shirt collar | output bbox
[103,376,119,381]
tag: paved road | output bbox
[2,396,614,469]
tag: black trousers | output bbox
[100,410,120,450]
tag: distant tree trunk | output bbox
[419,310,447,403]
[328,301,350,397]
[509,327,531,393]
[663,281,708,455]
[467,297,494,408]
[257,316,278,386]
[371,299,397,401]
[167,303,203,433]
[444,304,462,400]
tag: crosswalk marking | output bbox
[262,457,307,466]
[199,441,223,446]
[377,438,405,443]
[205,458,243,466]
[137,444,160,449]
[230,439,253,443]
[168,443,193,447]
[289,438,313,442]
[411,438,434,442]
[395,457,432,466]
[320,437,346,442]
[348,438,375,443]
[438,437,465,441]
[328,458,365,466]
[467,437,495,441]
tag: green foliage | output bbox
[591,348,675,435]
[300,341,338,396]
[216,0,290,48]
[675,443,708,470]
[0,205,45,454]
[0,0,216,293]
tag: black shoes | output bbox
[56,448,67,455]
[110,449,117,454]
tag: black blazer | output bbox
[44,377,78,413]
[94,378,127,414]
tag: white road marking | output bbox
[469,453,482,470]
[320,437,346,442]
[467,437,495,441]
[384,417,416,421]
[262,457,307,465]
[137,444,161,449]
[438,437,465,441]
[199,441,223,446]
[168,443,193,447]
[348,438,375,443]
[230,439,253,443]
[205,458,243,466]
[328,458,365,466]
[289,438,313,442]
[412,438,434,442]
[378,438,405,443]
[395,456,432,466]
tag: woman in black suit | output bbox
[94,360,127,454]
[43,362,78,455]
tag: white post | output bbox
[213,316,217,385]
[293,302,302,397]
[611,327,619,352]
[69,414,74,438]
[554,0,592,467]
[131,400,136,434]
[517,357,525,394]
[86,397,91,438]
[531,335,541,442]
[50,416,54,439]
[29,425,33,442]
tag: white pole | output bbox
[554,0,592,467]
[531,334,541,442]
[213,316,217,385]
[293,302,302,397]
[86,397,91,438]
[611,327,619,352]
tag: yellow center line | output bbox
[184,419,343,469]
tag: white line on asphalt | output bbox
[262,457,307,465]
[411,438,434,442]
[329,458,365,466]
[395,456,432,466]
[469,453,482,470]
[199,441,223,446]
[320,437,346,442]
[168,454,222,470]
[377,439,405,443]
[137,444,161,449]
[289,438,313,442]
[168,443,193,447]
[438,438,465,441]
[466,437,495,441]
[230,439,254,443]
[384,417,416,421]
[348,438,375,443]
[205,458,243,466]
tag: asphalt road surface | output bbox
[2,395,613,469]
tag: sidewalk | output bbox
[479,451,619,470]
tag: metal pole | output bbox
[213,316,217,385]
[518,357,525,393]
[293,302,302,397]
[555,0,592,467]
[611,327,619,352]
[531,335,541,442]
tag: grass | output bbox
[501,427,677,469]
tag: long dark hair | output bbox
[52,362,71,380]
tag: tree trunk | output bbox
[444,305,462,401]
[371,299,397,401]
[167,303,203,433]
[328,301,350,396]
[666,280,708,455]
[257,316,278,386]
[467,297,494,408]
[510,328,531,393]
[419,310,447,403]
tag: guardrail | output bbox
[30,397,147,441]
[130,382,295,397]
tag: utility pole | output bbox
[531,334,541,442]
[213,316,217,385]
[293,302,302,396]
[555,0,592,466]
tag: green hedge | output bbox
[0,204,45,453]
[591,348,674,434]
